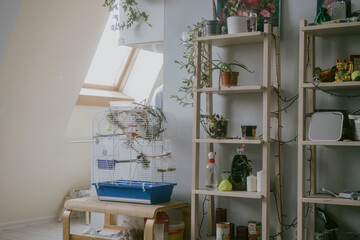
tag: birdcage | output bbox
[92,103,176,204]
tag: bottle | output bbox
[205,152,218,191]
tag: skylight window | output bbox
[84,12,133,88]
[122,50,163,103]
[77,11,164,107]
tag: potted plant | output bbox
[172,19,252,106]
[172,20,210,107]
[201,113,229,138]
[223,0,249,34]
[231,147,252,191]
[212,59,253,87]
[103,0,151,31]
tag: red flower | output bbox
[220,11,226,21]
[267,3,274,8]
[259,9,272,18]
[244,0,260,7]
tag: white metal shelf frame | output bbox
[191,24,282,240]
[297,19,360,240]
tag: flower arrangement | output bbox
[223,0,245,17]
[201,114,229,138]
[218,0,279,30]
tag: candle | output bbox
[257,170,262,193]
[246,175,257,192]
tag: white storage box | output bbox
[309,112,344,141]
[349,115,360,141]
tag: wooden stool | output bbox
[58,196,90,224]
[63,196,190,240]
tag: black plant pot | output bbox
[231,154,251,191]
[205,20,221,36]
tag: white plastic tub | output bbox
[168,220,185,240]
[349,115,360,140]
[309,112,344,141]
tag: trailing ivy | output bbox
[171,19,210,107]
[103,0,151,31]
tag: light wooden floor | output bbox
[0,216,87,240]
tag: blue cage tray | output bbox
[92,180,177,204]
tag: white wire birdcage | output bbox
[91,103,176,204]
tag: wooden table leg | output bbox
[182,206,191,239]
[63,210,72,240]
[85,212,90,225]
[144,218,155,240]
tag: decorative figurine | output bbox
[315,7,331,24]
[218,171,232,191]
[335,58,353,82]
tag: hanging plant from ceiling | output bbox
[103,0,151,31]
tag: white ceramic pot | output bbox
[227,16,248,34]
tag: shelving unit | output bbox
[297,19,360,239]
[193,85,265,94]
[191,24,282,240]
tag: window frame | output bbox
[82,48,137,92]
[77,48,138,107]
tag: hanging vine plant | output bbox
[103,0,151,31]
[171,19,211,107]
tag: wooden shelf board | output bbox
[194,85,264,94]
[301,81,360,90]
[64,197,189,219]
[194,138,263,144]
[301,21,360,36]
[70,233,116,240]
[301,195,360,207]
[301,140,360,146]
[77,88,134,107]
[195,32,266,46]
[193,189,263,199]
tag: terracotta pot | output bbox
[221,72,239,86]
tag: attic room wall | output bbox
[0,0,22,64]
[164,0,360,238]
[0,0,108,225]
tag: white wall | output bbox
[164,0,360,238]
[0,0,22,64]
[0,0,108,224]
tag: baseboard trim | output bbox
[0,215,56,230]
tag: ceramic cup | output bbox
[227,16,248,34]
